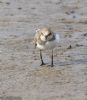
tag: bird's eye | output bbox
[48,33,51,36]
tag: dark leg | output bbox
[40,50,45,66]
[51,50,54,67]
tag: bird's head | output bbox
[39,28,53,41]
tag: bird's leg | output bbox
[51,50,54,67]
[40,50,45,66]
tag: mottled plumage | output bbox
[33,27,60,67]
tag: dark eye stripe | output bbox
[46,33,51,38]
[48,33,51,36]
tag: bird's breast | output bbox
[36,35,59,50]
[45,40,57,49]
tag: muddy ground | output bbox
[0,0,87,100]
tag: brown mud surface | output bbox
[0,0,87,100]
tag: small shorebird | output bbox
[33,27,60,67]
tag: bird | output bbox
[33,27,60,67]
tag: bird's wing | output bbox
[33,31,41,48]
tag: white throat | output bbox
[55,34,60,42]
[40,35,46,41]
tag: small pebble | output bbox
[83,33,87,36]
[0,1,3,3]
[18,7,22,10]
[73,15,76,18]
[65,12,70,15]
[70,10,75,14]
[76,44,83,47]
[31,7,36,10]
[6,2,10,5]
[85,93,87,95]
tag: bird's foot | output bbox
[51,63,54,67]
[40,62,46,66]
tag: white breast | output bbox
[37,40,57,50]
[46,34,60,48]
[45,40,56,49]
[36,33,60,50]
[37,43,45,50]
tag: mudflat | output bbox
[0,0,87,100]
